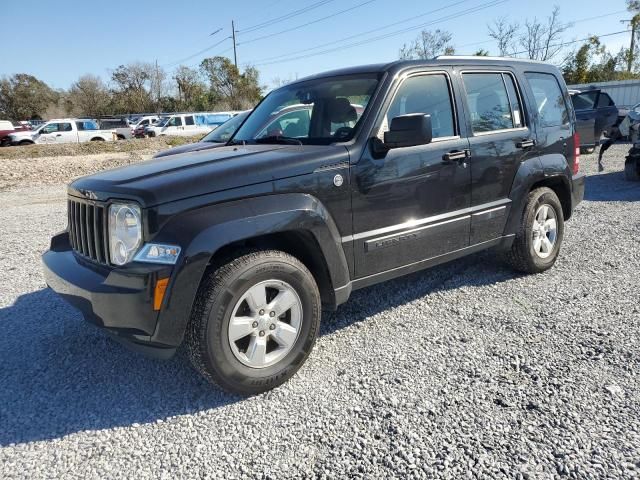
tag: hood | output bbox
[9,130,37,139]
[153,141,223,158]
[69,144,350,207]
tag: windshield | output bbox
[201,111,250,143]
[231,74,380,145]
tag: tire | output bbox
[116,134,125,140]
[504,187,565,274]
[19,140,33,146]
[90,137,105,142]
[626,159,640,181]
[186,250,321,395]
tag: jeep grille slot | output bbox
[68,198,107,264]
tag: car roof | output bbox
[291,56,559,85]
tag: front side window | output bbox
[463,72,520,133]
[168,117,183,127]
[381,73,456,139]
[525,72,569,127]
[597,93,613,108]
[231,74,379,145]
[185,116,195,126]
[41,123,57,134]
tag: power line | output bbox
[509,29,630,57]
[249,0,507,67]
[244,0,473,65]
[238,0,378,45]
[162,35,230,68]
[238,0,336,34]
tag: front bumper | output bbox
[42,232,176,358]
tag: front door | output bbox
[351,71,472,278]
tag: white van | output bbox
[145,112,240,137]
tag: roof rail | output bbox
[434,55,548,64]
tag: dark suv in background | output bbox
[570,88,618,153]
[43,57,584,394]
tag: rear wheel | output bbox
[504,187,565,273]
[90,137,105,142]
[186,250,321,395]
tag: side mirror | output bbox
[383,113,433,149]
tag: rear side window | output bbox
[382,73,456,139]
[597,93,614,108]
[185,116,194,126]
[524,72,569,127]
[462,72,522,133]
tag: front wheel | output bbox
[504,187,565,274]
[186,250,321,395]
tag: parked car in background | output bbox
[153,110,251,158]
[130,115,160,138]
[9,119,116,145]
[145,112,239,137]
[570,88,618,153]
[97,117,133,140]
[0,120,31,146]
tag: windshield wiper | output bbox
[254,135,303,146]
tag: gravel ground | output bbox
[0,144,639,479]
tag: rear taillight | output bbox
[572,131,580,174]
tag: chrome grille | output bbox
[68,198,108,264]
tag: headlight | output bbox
[108,203,142,265]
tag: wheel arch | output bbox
[150,194,351,347]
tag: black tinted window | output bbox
[185,116,194,126]
[525,72,569,127]
[385,74,455,138]
[462,73,514,133]
[597,93,614,108]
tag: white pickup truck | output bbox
[9,119,116,145]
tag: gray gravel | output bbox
[1,144,639,479]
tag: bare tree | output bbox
[67,74,110,117]
[488,17,519,56]
[399,29,455,60]
[519,6,568,61]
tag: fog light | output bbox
[134,243,181,265]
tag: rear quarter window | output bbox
[525,72,569,127]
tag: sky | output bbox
[0,0,634,91]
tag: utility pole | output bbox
[623,14,640,72]
[155,59,161,109]
[231,20,238,67]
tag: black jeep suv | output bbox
[43,57,585,394]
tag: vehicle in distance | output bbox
[9,119,116,145]
[130,115,160,138]
[97,117,133,140]
[145,112,240,137]
[0,120,30,146]
[43,57,585,395]
[570,88,618,153]
[153,110,251,158]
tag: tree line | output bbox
[0,56,262,121]
[4,3,640,121]
[399,3,640,86]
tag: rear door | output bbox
[571,90,598,146]
[183,115,196,135]
[459,69,537,244]
[595,92,618,136]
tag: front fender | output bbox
[150,193,350,347]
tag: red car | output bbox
[0,121,31,146]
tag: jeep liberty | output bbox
[43,57,585,394]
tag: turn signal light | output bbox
[154,278,169,311]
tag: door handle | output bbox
[516,139,535,149]
[56,134,62,137]
[443,149,469,161]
